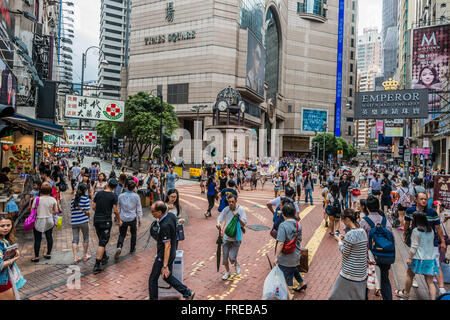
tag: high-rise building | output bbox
[355,27,382,148]
[382,0,398,78]
[124,0,357,160]
[98,0,130,99]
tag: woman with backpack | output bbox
[329,208,367,300]
[396,180,411,231]
[326,183,341,236]
[360,195,394,300]
[395,211,440,300]
[275,202,307,300]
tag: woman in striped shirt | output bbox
[329,208,368,300]
[71,183,91,263]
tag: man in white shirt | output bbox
[217,194,247,280]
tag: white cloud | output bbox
[357,0,382,35]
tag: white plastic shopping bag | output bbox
[262,265,288,300]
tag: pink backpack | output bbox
[24,197,39,231]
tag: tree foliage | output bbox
[96,91,178,163]
[312,133,357,161]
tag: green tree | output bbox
[96,121,117,149]
[312,133,356,161]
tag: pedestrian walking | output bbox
[70,162,81,192]
[92,179,122,273]
[200,166,207,194]
[274,202,307,300]
[404,192,447,295]
[91,173,107,198]
[90,162,98,186]
[349,175,360,210]
[31,182,58,262]
[360,196,394,300]
[326,183,341,236]
[303,172,314,205]
[216,194,247,280]
[339,173,350,210]
[294,168,303,203]
[0,213,26,300]
[70,183,91,263]
[148,201,195,300]
[205,176,217,218]
[165,188,185,250]
[114,181,142,260]
[396,211,441,300]
[396,180,411,230]
[329,209,368,300]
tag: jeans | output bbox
[148,256,191,300]
[207,195,215,212]
[377,263,393,300]
[278,265,304,287]
[305,189,313,204]
[117,219,137,252]
[33,228,53,257]
[341,193,349,210]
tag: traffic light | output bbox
[161,134,174,155]
[108,136,113,152]
[112,137,119,152]
[211,147,216,157]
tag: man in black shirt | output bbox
[148,201,195,300]
[92,179,122,273]
[338,174,350,210]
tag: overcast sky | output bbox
[357,0,382,34]
[72,0,382,81]
[72,0,100,83]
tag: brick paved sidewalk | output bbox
[23,184,402,300]
[15,187,157,299]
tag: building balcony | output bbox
[297,1,328,23]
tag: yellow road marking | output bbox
[179,198,201,210]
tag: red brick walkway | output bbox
[25,183,400,300]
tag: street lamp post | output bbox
[80,46,108,129]
[149,89,164,166]
[191,105,207,168]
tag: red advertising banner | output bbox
[412,25,450,124]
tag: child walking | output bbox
[395,211,441,300]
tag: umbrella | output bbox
[216,226,223,272]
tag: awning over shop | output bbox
[4,114,64,136]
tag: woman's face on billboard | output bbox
[420,67,435,86]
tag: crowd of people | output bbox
[1,152,449,301]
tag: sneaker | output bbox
[412,279,419,288]
[439,287,447,295]
[114,248,121,261]
[222,272,230,280]
[235,262,241,275]
[185,291,195,300]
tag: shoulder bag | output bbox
[281,221,299,255]
[24,197,39,231]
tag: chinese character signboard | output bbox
[354,89,428,119]
[434,175,450,210]
[65,95,125,122]
[58,130,97,147]
[412,148,430,155]
[412,25,450,124]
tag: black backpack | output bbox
[332,194,341,215]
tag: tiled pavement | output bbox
[15,174,449,300]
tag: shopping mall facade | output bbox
[123,0,358,158]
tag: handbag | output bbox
[281,221,299,255]
[297,248,309,273]
[225,215,239,238]
[150,220,160,240]
[352,189,361,196]
[176,224,185,241]
[24,197,39,232]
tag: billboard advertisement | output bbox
[65,95,125,122]
[245,30,265,98]
[412,25,450,124]
[334,0,345,137]
[58,130,97,147]
[302,108,328,133]
[384,119,404,137]
[0,57,16,109]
